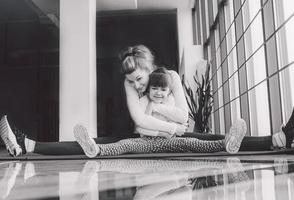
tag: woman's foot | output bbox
[74,125,100,158]
[225,119,247,154]
[0,115,26,157]
[282,108,294,148]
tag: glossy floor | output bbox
[1,155,294,199]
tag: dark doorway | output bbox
[0,0,59,142]
[96,10,179,137]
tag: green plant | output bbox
[182,63,213,133]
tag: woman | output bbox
[0,44,294,157]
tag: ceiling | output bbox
[96,0,195,11]
[29,0,195,14]
[0,0,195,23]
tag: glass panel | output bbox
[248,81,270,136]
[273,0,294,121]
[230,98,241,123]
[198,0,204,44]
[225,24,236,54]
[219,107,225,134]
[207,44,212,62]
[205,0,210,40]
[242,0,261,30]
[229,71,240,100]
[227,48,238,76]
[224,0,235,31]
[215,26,220,52]
[246,47,266,88]
[213,0,218,20]
[217,69,223,108]
[244,13,264,58]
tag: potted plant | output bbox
[182,62,213,133]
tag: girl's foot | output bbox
[225,119,247,154]
[74,125,100,158]
[0,115,25,157]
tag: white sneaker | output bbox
[0,115,22,157]
[225,119,247,154]
[74,125,100,158]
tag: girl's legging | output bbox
[33,132,273,155]
[97,137,224,156]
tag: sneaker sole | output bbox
[225,119,247,154]
[74,125,99,158]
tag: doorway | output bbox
[96,9,179,137]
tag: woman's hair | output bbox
[148,67,172,89]
[119,45,156,74]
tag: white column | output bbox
[59,0,97,141]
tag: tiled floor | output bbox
[1,155,294,199]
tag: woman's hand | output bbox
[158,132,175,139]
[175,124,187,136]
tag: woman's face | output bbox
[125,68,150,93]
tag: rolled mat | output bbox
[0,148,294,161]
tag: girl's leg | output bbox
[160,137,225,153]
[97,121,245,155]
[98,137,155,156]
[76,120,247,156]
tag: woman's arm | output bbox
[154,71,189,123]
[136,127,174,138]
[125,80,177,134]
[153,104,187,124]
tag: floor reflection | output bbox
[0,156,294,199]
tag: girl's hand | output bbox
[145,101,154,115]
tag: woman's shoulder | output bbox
[166,69,182,91]
[124,78,139,96]
[166,69,180,80]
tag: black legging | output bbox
[183,132,272,151]
[33,132,272,155]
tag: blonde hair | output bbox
[119,45,156,74]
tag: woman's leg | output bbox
[178,119,247,153]
[33,136,138,155]
[182,132,272,151]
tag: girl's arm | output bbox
[153,71,189,124]
[125,80,177,134]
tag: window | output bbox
[243,0,270,136]
[199,0,294,136]
[273,0,294,122]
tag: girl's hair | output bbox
[119,45,156,74]
[148,67,172,89]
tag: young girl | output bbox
[74,67,247,157]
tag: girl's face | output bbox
[125,68,150,93]
[149,86,170,103]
